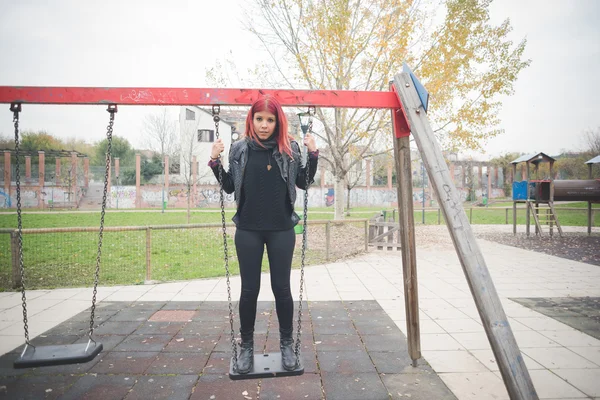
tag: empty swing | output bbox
[11,103,117,368]
[211,105,314,380]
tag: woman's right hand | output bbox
[211,138,225,159]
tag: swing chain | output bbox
[11,103,30,345]
[213,105,239,369]
[88,104,117,339]
[294,108,314,364]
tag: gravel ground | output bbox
[414,224,600,267]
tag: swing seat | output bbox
[14,341,103,369]
[229,352,304,380]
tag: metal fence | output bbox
[0,219,368,291]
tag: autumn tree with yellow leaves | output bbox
[243,0,530,219]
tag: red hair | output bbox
[244,95,293,158]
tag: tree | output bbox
[143,107,179,162]
[345,157,365,215]
[555,154,588,180]
[0,133,13,149]
[20,131,62,152]
[489,152,521,197]
[180,112,213,222]
[464,160,477,202]
[244,0,530,219]
[582,128,600,157]
[93,136,136,166]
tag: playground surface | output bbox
[0,224,598,399]
[476,230,600,267]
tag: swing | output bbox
[211,105,313,380]
[10,103,116,368]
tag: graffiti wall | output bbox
[41,187,71,207]
[293,187,399,208]
[197,187,235,207]
[127,185,237,209]
[0,189,12,208]
[0,186,80,208]
[111,187,136,208]
[0,183,504,210]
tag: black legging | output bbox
[235,228,296,341]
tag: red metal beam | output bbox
[390,83,411,138]
[0,86,401,109]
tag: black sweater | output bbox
[237,147,293,231]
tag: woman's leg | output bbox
[265,228,296,337]
[265,228,297,370]
[235,228,265,341]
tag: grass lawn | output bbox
[0,202,597,290]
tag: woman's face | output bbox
[253,110,277,140]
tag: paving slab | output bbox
[0,373,80,400]
[125,375,199,400]
[59,374,136,400]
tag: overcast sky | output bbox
[0,0,599,160]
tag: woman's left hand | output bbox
[303,133,317,152]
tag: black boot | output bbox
[237,340,254,374]
[280,336,297,371]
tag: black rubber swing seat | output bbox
[229,352,304,380]
[13,341,103,369]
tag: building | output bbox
[178,105,302,185]
[178,106,238,185]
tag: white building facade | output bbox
[178,106,237,185]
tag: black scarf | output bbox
[246,136,290,182]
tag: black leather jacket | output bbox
[210,139,318,226]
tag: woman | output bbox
[208,95,318,374]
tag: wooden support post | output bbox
[589,164,593,235]
[364,220,368,251]
[390,95,421,365]
[11,231,20,289]
[526,201,531,237]
[377,215,384,250]
[393,72,538,400]
[325,221,331,261]
[145,227,152,281]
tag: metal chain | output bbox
[213,105,239,370]
[88,104,117,339]
[11,103,30,345]
[294,111,314,365]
